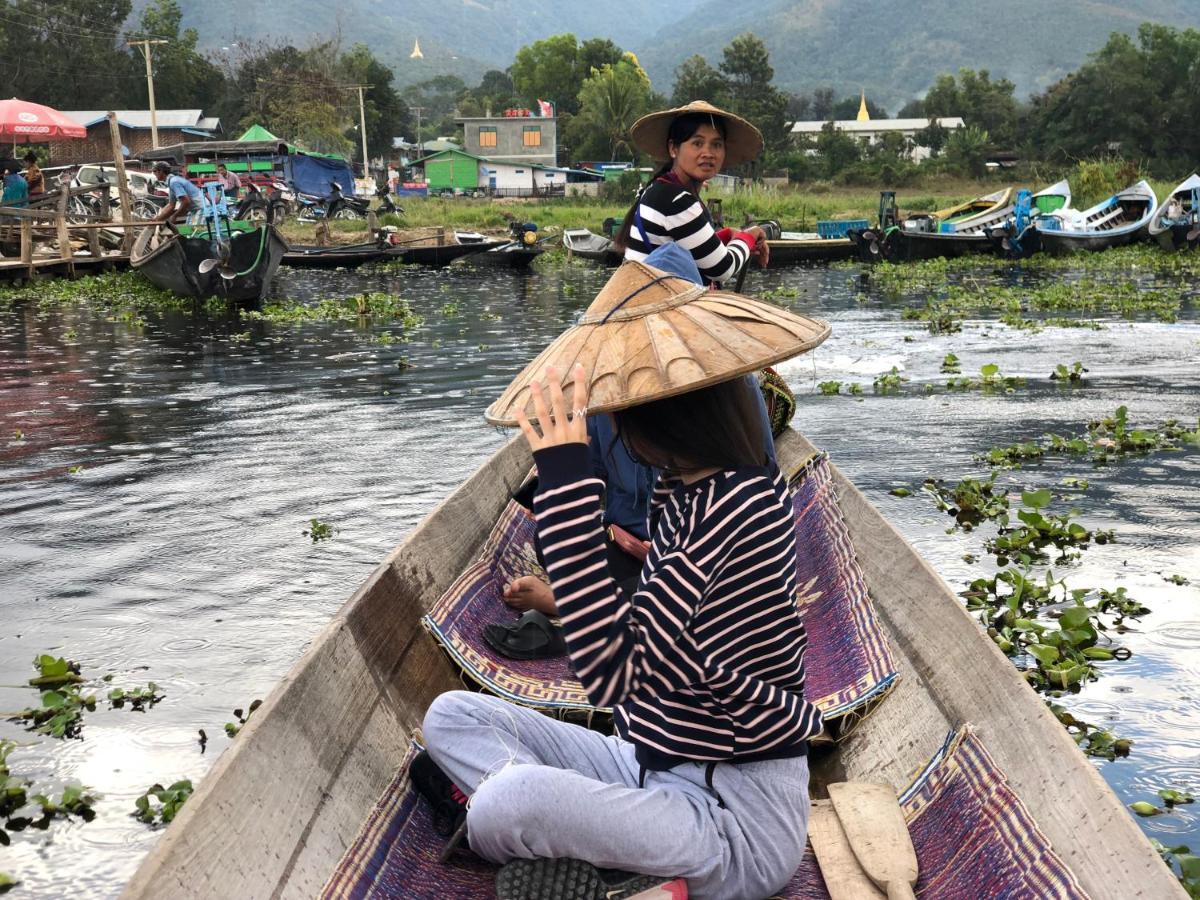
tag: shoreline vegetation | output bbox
[276,170,1186,247]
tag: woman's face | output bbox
[670,123,726,183]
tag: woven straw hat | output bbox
[630,100,765,167]
[485,261,830,426]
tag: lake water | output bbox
[1,256,1197,896]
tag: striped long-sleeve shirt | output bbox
[532,442,823,771]
[623,179,757,286]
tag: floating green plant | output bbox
[107,683,164,711]
[245,293,423,329]
[13,687,97,739]
[224,699,262,738]
[873,366,906,393]
[985,489,1111,565]
[760,286,800,300]
[1,740,97,849]
[940,352,961,374]
[1159,788,1195,807]
[133,780,193,826]
[1048,705,1132,760]
[303,518,335,542]
[1164,574,1191,586]
[1151,839,1200,897]
[28,655,82,689]
[921,473,1009,530]
[946,363,1026,393]
[817,381,842,395]
[1051,361,1088,383]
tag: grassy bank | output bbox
[274,170,1183,247]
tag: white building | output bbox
[789,101,965,163]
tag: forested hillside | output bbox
[167,0,1200,107]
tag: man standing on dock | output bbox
[215,163,241,200]
[151,160,203,224]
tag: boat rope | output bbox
[233,227,270,277]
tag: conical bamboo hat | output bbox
[485,261,830,426]
[630,100,764,167]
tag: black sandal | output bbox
[483,610,567,661]
[496,858,679,900]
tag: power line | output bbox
[0,9,166,42]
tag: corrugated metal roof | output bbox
[789,117,965,134]
[61,110,221,131]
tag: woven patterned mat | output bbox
[422,455,898,721]
[321,727,1087,899]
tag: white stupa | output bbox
[410,39,424,60]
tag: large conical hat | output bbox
[630,100,764,167]
[485,261,830,426]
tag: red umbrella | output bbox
[0,97,86,142]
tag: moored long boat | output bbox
[1036,180,1158,254]
[562,228,622,265]
[987,179,1072,258]
[1147,173,1200,251]
[766,232,857,264]
[131,223,287,303]
[118,427,1183,899]
[885,188,1013,261]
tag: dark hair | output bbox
[23,151,37,163]
[217,163,227,169]
[611,375,765,473]
[613,113,727,252]
[153,161,170,172]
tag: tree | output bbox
[340,43,411,161]
[897,98,925,118]
[402,74,468,139]
[1026,24,1200,170]
[570,55,653,160]
[923,68,1018,146]
[810,88,836,121]
[0,0,135,108]
[815,122,862,178]
[510,34,622,117]
[913,120,949,157]
[718,33,788,154]
[672,55,727,106]
[944,125,990,176]
[127,0,224,112]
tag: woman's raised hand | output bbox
[515,363,590,451]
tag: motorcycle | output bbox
[63,168,164,221]
[234,181,292,224]
[375,183,404,216]
[296,181,369,221]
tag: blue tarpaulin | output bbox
[281,153,355,198]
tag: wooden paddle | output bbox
[827,782,918,900]
[808,799,885,900]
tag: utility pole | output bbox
[352,84,373,178]
[410,106,425,156]
[128,39,168,148]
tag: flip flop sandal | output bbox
[482,610,567,661]
[496,857,683,900]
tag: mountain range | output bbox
[177,0,1200,112]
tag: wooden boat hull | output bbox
[563,229,622,265]
[884,230,996,261]
[282,243,390,269]
[1035,180,1158,255]
[1147,174,1200,252]
[118,428,1183,900]
[388,240,504,267]
[458,243,544,268]
[766,237,856,264]
[131,225,286,303]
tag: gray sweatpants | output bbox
[422,691,810,900]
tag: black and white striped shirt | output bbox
[532,442,823,771]
[623,180,754,286]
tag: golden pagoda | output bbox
[410,39,424,60]
[856,90,870,122]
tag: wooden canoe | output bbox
[118,429,1184,899]
[766,232,857,264]
[884,188,1014,261]
[1036,180,1159,254]
[1147,173,1200,252]
[562,228,622,265]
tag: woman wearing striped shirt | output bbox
[615,100,770,286]
[422,266,829,899]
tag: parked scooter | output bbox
[234,181,292,223]
[375,182,404,216]
[295,181,368,221]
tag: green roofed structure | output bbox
[238,124,278,142]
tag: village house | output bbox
[48,110,222,165]
[455,112,557,169]
[789,94,964,162]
